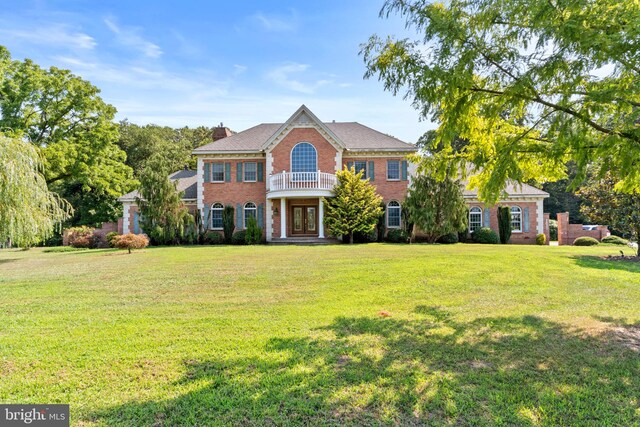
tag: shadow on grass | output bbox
[90,307,640,426]
[0,258,18,265]
[572,255,640,273]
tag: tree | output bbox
[497,206,512,244]
[222,205,235,244]
[323,167,383,244]
[136,154,193,245]
[362,0,640,203]
[579,174,640,256]
[0,46,135,226]
[117,121,209,176]
[404,173,467,243]
[0,135,71,247]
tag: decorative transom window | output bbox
[354,161,367,179]
[387,201,401,228]
[210,203,223,229]
[469,207,482,232]
[244,202,257,228]
[211,163,224,182]
[291,142,317,182]
[244,162,257,182]
[387,160,400,180]
[511,206,522,232]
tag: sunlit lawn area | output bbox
[0,244,639,426]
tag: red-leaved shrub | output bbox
[112,233,149,253]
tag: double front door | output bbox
[291,205,318,235]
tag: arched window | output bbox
[291,142,317,181]
[510,206,522,232]
[210,203,223,229]
[469,207,482,232]
[244,202,257,228]
[387,201,401,228]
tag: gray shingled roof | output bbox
[117,169,198,202]
[462,180,549,198]
[192,122,416,153]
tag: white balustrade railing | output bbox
[269,171,337,191]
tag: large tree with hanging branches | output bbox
[0,135,72,247]
[362,0,640,203]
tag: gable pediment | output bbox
[262,105,345,153]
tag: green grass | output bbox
[1,244,639,426]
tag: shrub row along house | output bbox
[117,105,550,243]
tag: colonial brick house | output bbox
[118,105,549,243]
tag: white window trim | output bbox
[243,162,257,182]
[210,203,224,230]
[387,160,400,181]
[243,202,257,229]
[469,207,482,232]
[290,142,318,173]
[386,201,402,229]
[211,163,225,183]
[511,206,523,233]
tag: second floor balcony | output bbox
[267,171,337,198]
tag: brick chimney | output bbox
[212,122,234,141]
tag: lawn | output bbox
[0,244,639,426]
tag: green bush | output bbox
[497,206,512,244]
[43,246,85,253]
[245,216,263,245]
[472,227,499,244]
[386,229,409,243]
[601,235,628,245]
[222,205,235,244]
[204,231,224,245]
[350,229,378,243]
[437,233,459,244]
[536,233,546,245]
[573,236,599,246]
[105,232,119,248]
[231,230,247,245]
[549,220,558,241]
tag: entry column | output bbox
[318,198,325,238]
[280,198,287,238]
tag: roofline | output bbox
[260,104,346,151]
[192,150,265,155]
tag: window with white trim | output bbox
[387,201,401,228]
[211,163,224,182]
[387,160,400,180]
[469,207,482,232]
[244,202,257,228]
[291,142,317,182]
[210,203,223,229]
[244,162,257,182]
[511,206,522,232]
[354,160,367,179]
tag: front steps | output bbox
[269,237,341,245]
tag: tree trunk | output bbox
[128,247,131,254]
[635,227,640,257]
[349,232,354,244]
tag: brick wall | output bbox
[467,201,540,244]
[557,212,610,245]
[342,157,409,203]
[271,128,338,174]
[203,160,267,230]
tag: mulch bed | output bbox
[601,255,640,262]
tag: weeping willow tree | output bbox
[0,135,72,247]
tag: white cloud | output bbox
[249,11,298,32]
[104,16,162,58]
[266,63,332,94]
[0,24,96,50]
[234,64,248,74]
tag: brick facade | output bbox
[342,157,409,203]
[557,212,610,245]
[270,128,338,174]
[466,201,542,244]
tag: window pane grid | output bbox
[510,206,522,232]
[291,143,317,173]
[355,161,367,179]
[244,162,257,182]
[244,202,257,228]
[211,163,224,182]
[387,161,400,180]
[387,201,401,228]
[469,207,482,232]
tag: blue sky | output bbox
[1,0,433,143]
